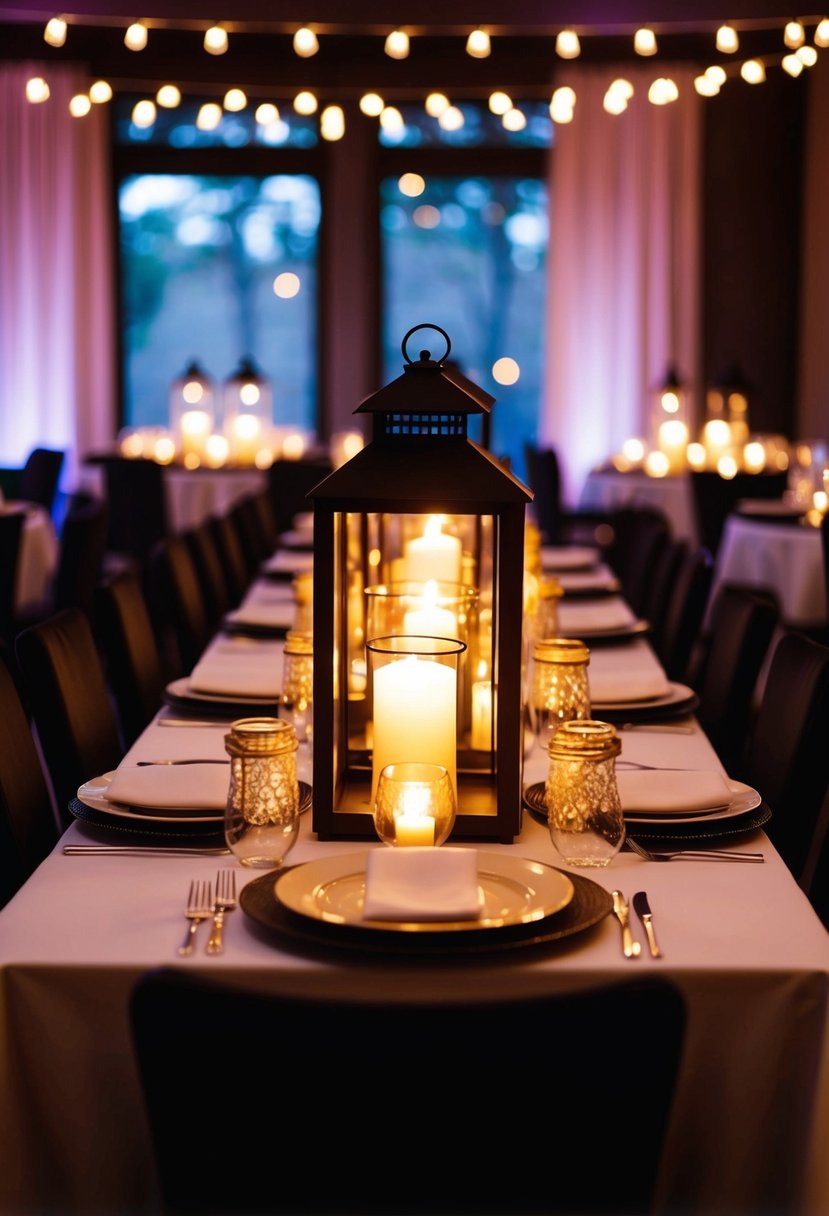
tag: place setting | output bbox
[556,596,651,644]
[163,637,285,717]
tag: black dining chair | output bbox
[522,443,612,548]
[206,511,251,607]
[603,506,673,618]
[654,546,714,683]
[0,509,25,648]
[694,583,779,776]
[14,608,124,829]
[101,456,170,566]
[130,967,686,1216]
[95,569,168,747]
[689,469,789,558]
[0,642,58,908]
[146,535,214,677]
[267,454,332,537]
[183,521,235,632]
[640,537,689,654]
[3,447,66,516]
[741,629,829,885]
[15,496,110,630]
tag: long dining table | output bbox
[1,549,829,1216]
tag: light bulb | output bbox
[741,59,766,83]
[648,78,679,104]
[157,84,181,108]
[425,92,449,117]
[634,27,657,56]
[124,21,147,51]
[43,17,67,47]
[385,30,409,59]
[223,88,247,112]
[784,20,805,48]
[797,45,818,66]
[196,102,222,130]
[255,102,279,125]
[89,80,112,103]
[293,27,319,57]
[706,64,727,86]
[69,93,91,117]
[380,106,404,133]
[694,75,720,97]
[716,24,739,53]
[466,29,490,58]
[293,90,318,115]
[204,25,228,55]
[438,105,464,131]
[320,104,345,141]
[26,76,50,103]
[815,18,829,47]
[556,29,581,59]
[782,53,803,76]
[488,91,512,115]
[502,107,526,131]
[131,99,156,128]
[360,93,384,117]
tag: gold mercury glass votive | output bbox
[529,637,591,752]
[224,717,300,869]
[545,719,624,868]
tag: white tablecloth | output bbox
[164,467,265,532]
[710,514,827,627]
[579,469,699,543]
[2,615,829,1216]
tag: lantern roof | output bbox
[354,356,494,419]
[309,432,532,509]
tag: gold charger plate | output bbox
[276,850,574,934]
[241,859,611,956]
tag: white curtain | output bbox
[0,62,116,493]
[541,65,702,504]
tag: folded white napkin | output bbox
[558,599,636,634]
[617,770,733,816]
[107,763,230,811]
[541,545,599,571]
[188,653,281,698]
[589,669,672,705]
[362,847,484,922]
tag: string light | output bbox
[223,88,247,111]
[196,102,222,129]
[424,92,450,117]
[124,22,147,52]
[648,77,679,104]
[815,18,829,46]
[634,28,658,56]
[69,93,91,117]
[741,58,767,82]
[43,17,67,47]
[156,84,181,108]
[555,30,581,59]
[385,30,410,59]
[131,99,156,128]
[89,80,112,104]
[549,86,576,124]
[502,106,526,130]
[293,27,319,57]
[293,90,318,115]
[204,25,228,55]
[694,73,721,96]
[320,104,345,140]
[254,102,279,124]
[798,44,819,65]
[380,105,404,133]
[488,91,512,115]
[466,29,491,58]
[783,19,805,47]
[716,24,739,52]
[26,76,50,103]
[359,93,384,116]
[439,105,465,130]
[781,53,803,75]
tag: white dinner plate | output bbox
[275,850,574,934]
[165,677,281,710]
[77,771,223,824]
[624,779,762,826]
[77,772,314,826]
[592,681,696,711]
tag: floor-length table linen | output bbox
[710,513,827,628]
[1,576,829,1216]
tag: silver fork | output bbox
[177,880,214,955]
[206,869,238,955]
[626,836,765,863]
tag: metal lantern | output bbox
[310,323,533,842]
[223,356,273,465]
[652,365,689,474]
[169,360,216,461]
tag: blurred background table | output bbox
[711,513,827,629]
[579,469,698,543]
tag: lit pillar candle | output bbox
[404,517,462,585]
[179,408,211,459]
[658,419,689,474]
[231,414,262,465]
[471,678,494,750]
[403,580,457,638]
[372,655,457,805]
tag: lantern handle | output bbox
[401,323,451,367]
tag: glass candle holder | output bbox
[224,717,300,869]
[529,638,591,752]
[372,761,457,846]
[282,630,313,781]
[366,635,466,809]
[545,719,624,868]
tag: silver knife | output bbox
[632,891,663,958]
[64,845,231,856]
[611,890,641,958]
